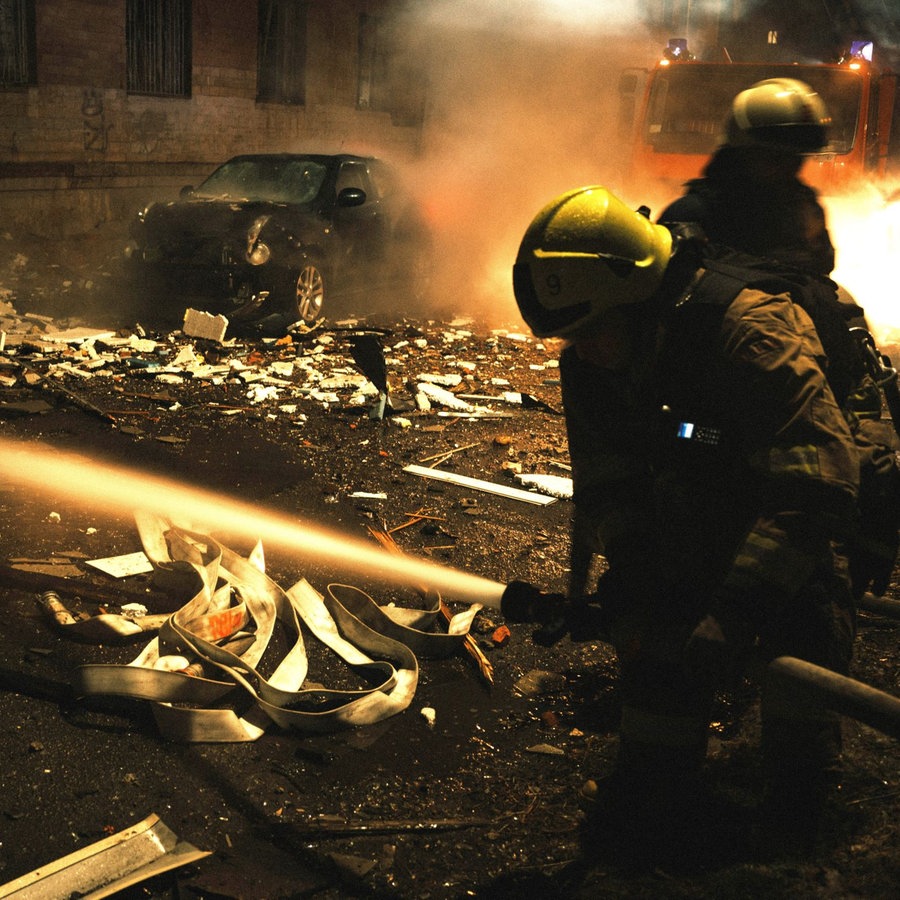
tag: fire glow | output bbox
[0,438,507,609]
[827,190,900,347]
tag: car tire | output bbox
[282,258,326,323]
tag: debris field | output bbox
[1,261,900,898]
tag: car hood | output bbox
[139,198,314,240]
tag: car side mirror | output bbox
[179,185,194,199]
[337,187,367,207]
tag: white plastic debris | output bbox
[48,361,94,379]
[403,465,558,506]
[269,360,294,377]
[308,389,341,404]
[171,344,199,367]
[421,707,436,728]
[416,382,473,411]
[129,335,158,353]
[416,372,463,387]
[319,373,367,390]
[246,384,280,404]
[86,551,154,578]
[120,603,148,620]
[514,473,574,500]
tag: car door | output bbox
[331,160,389,265]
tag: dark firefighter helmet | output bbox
[512,186,673,339]
[725,77,831,152]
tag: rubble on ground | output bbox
[2,257,900,899]
[0,297,572,501]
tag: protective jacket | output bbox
[561,247,859,787]
[659,145,835,276]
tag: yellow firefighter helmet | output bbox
[725,77,831,151]
[512,186,673,339]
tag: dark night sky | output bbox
[741,0,899,63]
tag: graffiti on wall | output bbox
[133,108,168,155]
[82,89,111,153]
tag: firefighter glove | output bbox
[500,581,567,625]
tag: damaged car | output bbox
[124,153,430,326]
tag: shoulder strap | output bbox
[681,247,864,405]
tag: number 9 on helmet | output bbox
[512,186,673,339]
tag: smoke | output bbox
[367,1,900,347]
[380,1,661,326]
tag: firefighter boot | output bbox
[578,738,717,873]
[757,717,845,860]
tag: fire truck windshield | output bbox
[643,63,862,157]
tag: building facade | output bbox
[0,0,425,236]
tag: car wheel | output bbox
[285,259,325,323]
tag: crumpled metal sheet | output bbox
[0,813,209,900]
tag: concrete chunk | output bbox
[182,308,228,343]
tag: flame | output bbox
[826,188,900,347]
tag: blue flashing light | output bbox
[665,38,690,61]
[850,40,874,62]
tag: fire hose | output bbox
[73,512,482,742]
[45,523,900,744]
[767,656,900,742]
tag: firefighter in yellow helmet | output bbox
[659,78,836,276]
[510,185,860,867]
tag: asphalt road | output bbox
[1,288,899,899]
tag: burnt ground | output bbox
[0,233,900,899]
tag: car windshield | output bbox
[195,158,329,204]
[643,64,862,156]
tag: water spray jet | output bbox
[0,438,507,609]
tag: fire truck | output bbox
[622,37,898,195]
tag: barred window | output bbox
[357,13,424,126]
[258,0,307,105]
[357,14,383,110]
[0,0,36,88]
[126,0,191,98]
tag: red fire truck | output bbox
[622,38,898,195]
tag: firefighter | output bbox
[658,77,835,276]
[657,76,898,604]
[510,185,859,866]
